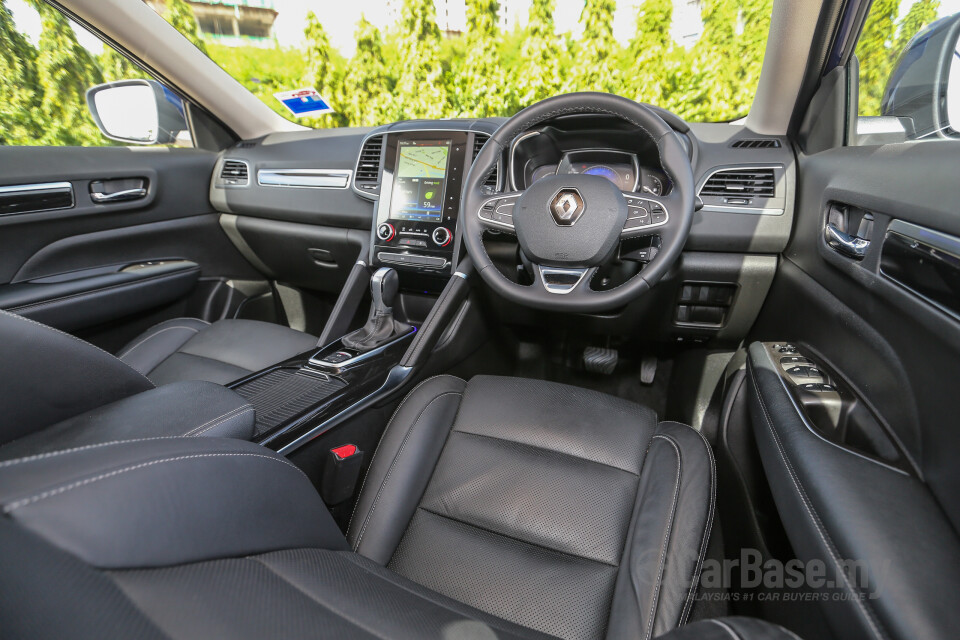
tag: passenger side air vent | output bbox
[700,168,776,199]
[473,134,499,190]
[354,135,384,196]
[730,138,781,149]
[219,160,249,186]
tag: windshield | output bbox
[147,0,774,126]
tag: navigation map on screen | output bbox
[390,140,452,222]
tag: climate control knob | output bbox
[432,226,452,247]
[376,222,395,242]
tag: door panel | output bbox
[0,147,265,336]
[746,140,960,640]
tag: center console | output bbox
[371,131,472,275]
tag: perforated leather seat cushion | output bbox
[348,375,716,640]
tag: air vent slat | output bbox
[219,160,248,186]
[473,134,499,190]
[354,135,384,195]
[700,168,776,198]
[731,138,781,149]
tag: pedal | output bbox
[584,346,618,375]
[640,356,657,385]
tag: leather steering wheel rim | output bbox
[461,92,695,313]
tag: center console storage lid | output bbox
[0,380,256,462]
[0,437,347,569]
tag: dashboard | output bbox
[208,114,796,309]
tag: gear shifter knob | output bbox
[370,267,399,313]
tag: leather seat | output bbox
[0,309,312,456]
[0,378,799,640]
[117,317,319,385]
[348,375,716,639]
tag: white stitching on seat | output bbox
[187,406,254,437]
[181,404,252,437]
[346,375,464,536]
[643,434,682,640]
[3,452,306,512]
[116,325,200,360]
[679,425,717,624]
[748,364,888,640]
[709,619,742,640]
[0,436,189,467]
[0,309,155,387]
[353,391,463,550]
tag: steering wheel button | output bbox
[627,206,649,219]
[652,211,667,224]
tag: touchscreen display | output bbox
[390,139,452,222]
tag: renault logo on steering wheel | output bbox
[550,189,585,226]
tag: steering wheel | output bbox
[462,92,695,313]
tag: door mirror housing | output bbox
[881,13,960,140]
[86,79,188,145]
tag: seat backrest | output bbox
[0,309,154,443]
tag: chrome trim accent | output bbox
[696,164,783,215]
[881,220,960,322]
[537,265,589,294]
[700,204,784,216]
[453,271,468,280]
[476,194,517,231]
[0,181,74,215]
[549,187,585,226]
[90,188,146,203]
[508,130,541,190]
[306,326,416,371]
[217,159,250,188]
[258,168,351,189]
[886,219,960,260]
[356,259,367,267]
[825,223,870,260]
[620,191,670,236]
[0,181,72,195]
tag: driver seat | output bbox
[347,374,715,639]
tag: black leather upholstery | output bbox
[349,375,716,640]
[118,317,319,385]
[746,342,960,640]
[0,309,154,444]
[0,380,255,461]
[0,434,784,640]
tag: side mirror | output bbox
[86,79,188,145]
[881,13,960,140]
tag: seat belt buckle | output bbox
[321,444,364,505]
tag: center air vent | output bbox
[219,160,249,186]
[473,134,499,190]
[700,167,776,199]
[730,138,781,149]
[354,135,384,196]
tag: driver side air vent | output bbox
[473,134,499,190]
[354,135,384,196]
[219,160,249,186]
[700,168,776,198]
[730,138,781,149]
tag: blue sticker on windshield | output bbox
[274,88,336,117]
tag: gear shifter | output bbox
[341,268,411,352]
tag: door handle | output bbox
[90,188,147,203]
[825,223,870,260]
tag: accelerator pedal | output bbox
[584,346,618,375]
[640,356,658,385]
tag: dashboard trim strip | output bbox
[257,169,352,189]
